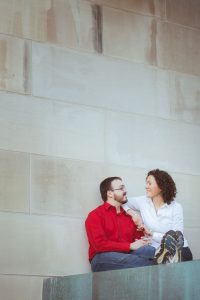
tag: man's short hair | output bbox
[100,177,122,202]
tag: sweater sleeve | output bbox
[152,231,165,243]
[85,212,131,253]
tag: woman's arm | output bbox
[124,196,152,235]
[126,208,143,226]
[123,196,142,211]
[126,209,153,237]
[172,202,184,232]
[150,202,184,244]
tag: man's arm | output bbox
[85,212,131,253]
[85,211,149,253]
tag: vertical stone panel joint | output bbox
[148,0,156,15]
[148,19,157,66]
[0,39,7,89]
[23,41,31,94]
[92,4,103,53]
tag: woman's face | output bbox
[146,175,162,198]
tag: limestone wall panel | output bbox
[0,35,31,93]
[0,93,105,162]
[0,0,95,52]
[157,21,200,76]
[166,0,200,29]
[105,111,200,175]
[30,155,104,217]
[89,0,165,17]
[0,213,90,276]
[103,7,157,65]
[0,150,29,213]
[0,275,43,300]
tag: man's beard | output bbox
[122,197,128,204]
[114,194,128,204]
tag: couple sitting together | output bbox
[85,169,193,272]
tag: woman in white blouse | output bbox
[123,169,193,262]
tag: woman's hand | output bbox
[130,237,152,250]
[138,224,153,237]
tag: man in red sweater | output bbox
[85,176,155,272]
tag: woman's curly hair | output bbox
[146,169,177,204]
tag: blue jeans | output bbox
[91,245,156,272]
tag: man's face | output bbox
[110,179,128,204]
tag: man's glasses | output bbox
[111,186,126,191]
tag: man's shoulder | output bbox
[90,204,104,214]
[86,203,105,220]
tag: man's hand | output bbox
[130,237,152,251]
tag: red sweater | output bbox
[85,202,143,261]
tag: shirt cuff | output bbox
[152,231,164,243]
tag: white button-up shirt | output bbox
[123,195,188,249]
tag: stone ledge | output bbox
[43,259,200,300]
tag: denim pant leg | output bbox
[91,251,154,272]
[133,245,156,259]
[182,247,193,261]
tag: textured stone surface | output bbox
[43,274,92,300]
[0,93,104,162]
[32,42,170,118]
[105,111,200,175]
[157,21,200,76]
[103,6,200,75]
[0,275,43,300]
[43,261,200,300]
[184,228,200,260]
[92,261,200,299]
[173,174,200,228]
[166,0,200,29]
[0,212,90,275]
[30,155,103,217]
[32,42,200,125]
[168,72,200,125]
[0,0,96,52]
[89,0,165,17]
[0,35,31,93]
[0,150,29,212]
[103,7,157,65]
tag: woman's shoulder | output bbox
[169,200,183,211]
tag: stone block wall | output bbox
[0,0,200,299]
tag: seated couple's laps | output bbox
[85,169,193,272]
